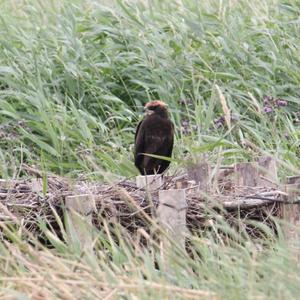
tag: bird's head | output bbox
[144,100,169,117]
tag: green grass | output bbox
[0,0,299,178]
[0,0,300,299]
[1,208,300,299]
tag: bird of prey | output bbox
[134,100,174,175]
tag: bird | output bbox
[134,100,174,175]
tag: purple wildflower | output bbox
[214,116,225,128]
[275,98,288,107]
[182,127,191,135]
[215,121,224,129]
[263,106,273,114]
[263,95,273,106]
[181,119,191,135]
[214,116,225,124]
[182,120,189,127]
[179,98,192,106]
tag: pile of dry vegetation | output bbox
[1,158,296,243]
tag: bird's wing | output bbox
[134,120,143,142]
[134,120,145,169]
[166,122,174,157]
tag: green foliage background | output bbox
[0,0,299,179]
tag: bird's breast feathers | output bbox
[146,135,166,143]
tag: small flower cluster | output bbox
[181,120,191,135]
[214,114,239,129]
[179,98,193,106]
[179,98,196,135]
[181,119,198,136]
[263,95,288,113]
[214,116,225,129]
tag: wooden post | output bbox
[136,174,163,191]
[175,180,196,193]
[0,179,19,189]
[187,162,211,192]
[31,178,43,193]
[234,162,259,187]
[281,183,300,242]
[175,179,188,189]
[257,156,278,187]
[65,194,95,251]
[157,189,187,249]
[287,176,300,184]
[0,179,9,189]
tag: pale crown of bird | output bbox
[145,100,167,109]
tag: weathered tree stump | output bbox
[187,162,211,192]
[31,178,43,193]
[281,183,300,242]
[0,179,19,188]
[287,176,300,185]
[234,162,259,187]
[136,174,163,191]
[257,156,278,187]
[65,194,95,251]
[157,189,187,250]
[175,179,188,189]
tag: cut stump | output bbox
[281,183,300,242]
[257,156,278,188]
[136,174,163,191]
[187,162,211,192]
[287,176,300,185]
[157,189,187,250]
[234,162,259,187]
[65,194,95,251]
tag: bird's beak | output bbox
[144,108,154,115]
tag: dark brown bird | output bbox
[134,100,174,175]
